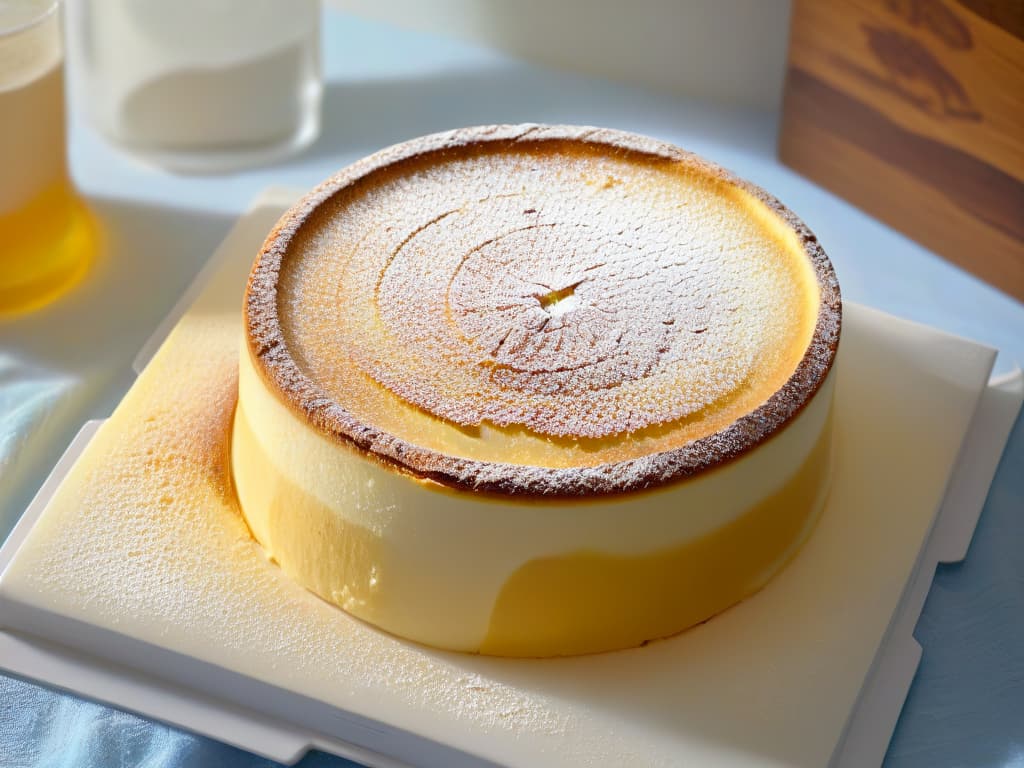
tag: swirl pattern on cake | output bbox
[248,125,838,490]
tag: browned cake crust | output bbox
[244,124,841,498]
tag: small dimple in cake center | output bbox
[538,282,582,318]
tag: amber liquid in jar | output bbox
[0,1,96,315]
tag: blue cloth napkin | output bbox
[0,355,80,533]
[2,671,366,767]
[1,674,284,768]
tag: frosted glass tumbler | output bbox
[67,0,322,172]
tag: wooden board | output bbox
[780,0,1024,301]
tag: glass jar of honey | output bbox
[0,0,96,316]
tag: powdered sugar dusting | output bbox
[280,143,811,440]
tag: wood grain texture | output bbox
[958,0,1024,40]
[780,0,1024,300]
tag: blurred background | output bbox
[327,0,793,108]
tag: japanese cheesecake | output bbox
[232,125,841,657]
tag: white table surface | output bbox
[1,9,1022,768]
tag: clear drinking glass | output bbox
[0,0,95,316]
[66,0,322,173]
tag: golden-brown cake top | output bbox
[245,125,841,497]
